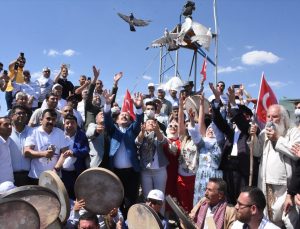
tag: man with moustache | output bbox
[0,116,15,191]
[54,64,74,100]
[185,178,235,229]
[29,92,61,127]
[249,104,300,228]
[9,105,32,186]
[24,109,69,184]
[232,186,279,229]
[103,90,144,219]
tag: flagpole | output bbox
[255,72,264,116]
[213,0,218,86]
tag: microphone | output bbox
[265,121,275,130]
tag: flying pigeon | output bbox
[150,28,180,51]
[117,12,151,32]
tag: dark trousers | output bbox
[13,171,31,187]
[61,170,78,200]
[5,91,13,110]
[114,168,140,220]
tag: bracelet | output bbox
[54,167,60,172]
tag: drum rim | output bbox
[39,170,70,223]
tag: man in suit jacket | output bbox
[103,90,144,219]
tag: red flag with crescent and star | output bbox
[256,73,278,124]
[121,89,136,120]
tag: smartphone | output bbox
[3,70,8,75]
[20,52,24,58]
[233,84,241,89]
[87,77,91,80]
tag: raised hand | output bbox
[74,199,85,211]
[92,66,100,79]
[209,82,220,101]
[103,89,115,105]
[133,92,143,108]
[114,72,123,84]
[227,86,236,105]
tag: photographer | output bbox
[6,53,26,110]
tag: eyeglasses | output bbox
[168,124,178,128]
[147,198,162,205]
[236,201,253,209]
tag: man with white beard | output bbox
[249,104,300,228]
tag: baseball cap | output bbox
[147,189,164,201]
[52,83,63,90]
[148,83,155,88]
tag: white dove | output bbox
[150,28,180,51]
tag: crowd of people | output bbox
[0,54,300,229]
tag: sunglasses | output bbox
[147,198,162,205]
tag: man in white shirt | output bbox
[36,67,53,108]
[0,116,15,189]
[232,186,279,229]
[24,109,69,184]
[9,105,32,186]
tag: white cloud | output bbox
[218,66,244,74]
[142,75,152,81]
[63,49,76,57]
[241,50,280,65]
[268,81,288,88]
[245,45,254,50]
[248,83,257,88]
[48,49,59,57]
[44,49,77,57]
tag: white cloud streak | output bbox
[218,66,244,74]
[268,81,288,88]
[44,49,77,57]
[241,50,280,65]
[142,75,152,80]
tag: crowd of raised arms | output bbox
[0,54,300,229]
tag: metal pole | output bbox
[159,46,163,83]
[175,25,180,78]
[194,50,197,93]
[213,0,218,86]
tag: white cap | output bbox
[148,83,155,88]
[43,67,51,72]
[147,189,164,201]
[52,83,63,90]
[157,86,165,92]
[0,181,15,194]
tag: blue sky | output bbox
[1,0,299,115]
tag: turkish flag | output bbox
[200,57,207,80]
[121,89,136,120]
[256,73,278,124]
